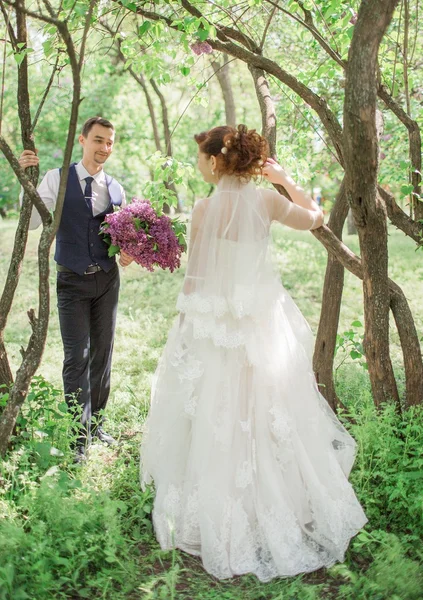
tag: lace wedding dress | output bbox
[140,176,367,582]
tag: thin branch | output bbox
[0,135,51,223]
[0,0,12,135]
[409,0,418,64]
[31,55,60,132]
[168,57,237,144]
[403,0,411,115]
[265,0,346,68]
[269,75,340,163]
[2,0,60,25]
[0,0,17,49]
[259,1,277,51]
[78,0,96,70]
[150,77,173,154]
[378,186,423,245]
[391,0,403,95]
[40,0,56,19]
[308,0,340,53]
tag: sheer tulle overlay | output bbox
[140,176,367,582]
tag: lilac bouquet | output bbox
[100,199,186,272]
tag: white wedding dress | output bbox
[140,176,367,582]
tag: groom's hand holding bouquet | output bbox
[100,198,187,272]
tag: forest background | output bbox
[0,0,423,598]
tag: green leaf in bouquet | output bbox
[108,244,120,258]
[133,217,141,231]
[101,233,112,247]
[178,233,187,252]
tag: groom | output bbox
[20,116,133,462]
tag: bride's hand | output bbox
[262,158,287,185]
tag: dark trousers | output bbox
[57,265,120,443]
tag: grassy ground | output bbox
[0,219,422,600]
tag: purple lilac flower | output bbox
[190,41,213,56]
[102,199,183,272]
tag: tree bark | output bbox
[343,0,400,408]
[389,280,423,408]
[248,65,276,155]
[313,179,349,410]
[211,55,236,127]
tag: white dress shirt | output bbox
[27,161,126,229]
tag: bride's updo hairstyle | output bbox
[194,124,268,181]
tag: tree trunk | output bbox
[343,0,400,408]
[0,0,39,388]
[211,55,236,127]
[313,179,349,410]
[389,281,423,408]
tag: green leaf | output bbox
[108,244,120,257]
[350,350,362,360]
[196,27,209,42]
[351,320,363,328]
[139,21,152,36]
[400,183,414,197]
[180,66,190,76]
[14,53,26,66]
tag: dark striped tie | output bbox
[84,176,94,214]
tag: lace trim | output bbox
[177,291,256,320]
[152,482,367,582]
[185,313,246,349]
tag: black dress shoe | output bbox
[94,428,117,446]
[73,444,88,464]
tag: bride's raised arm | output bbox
[261,159,324,231]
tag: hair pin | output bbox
[221,147,228,154]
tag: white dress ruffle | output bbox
[140,260,367,581]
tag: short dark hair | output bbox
[81,117,114,138]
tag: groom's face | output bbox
[79,124,115,166]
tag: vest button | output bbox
[90,243,94,247]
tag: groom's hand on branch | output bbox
[19,149,39,169]
[119,251,134,267]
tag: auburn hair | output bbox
[194,124,268,180]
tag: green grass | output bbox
[0,218,422,599]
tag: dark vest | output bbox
[54,163,123,275]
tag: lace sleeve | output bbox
[263,189,323,231]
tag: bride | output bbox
[140,124,367,582]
